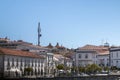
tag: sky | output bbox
[0,0,120,48]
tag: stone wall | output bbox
[2,75,120,80]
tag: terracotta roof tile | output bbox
[79,44,108,50]
[0,47,44,58]
[78,44,109,54]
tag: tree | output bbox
[56,64,64,70]
[79,67,86,73]
[24,67,33,75]
[56,64,65,77]
[103,66,109,71]
[71,67,77,71]
[71,66,77,74]
[86,64,102,74]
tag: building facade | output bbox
[110,47,120,68]
[75,44,109,67]
[36,52,54,77]
[0,47,45,78]
[97,54,109,67]
[75,50,97,67]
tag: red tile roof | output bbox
[78,44,109,54]
[0,47,44,58]
[79,44,108,50]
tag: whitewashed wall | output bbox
[3,55,45,76]
[75,51,97,67]
[110,50,120,68]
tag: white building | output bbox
[0,47,45,78]
[45,53,54,77]
[110,47,120,68]
[64,57,73,72]
[75,45,109,67]
[35,52,54,77]
[53,54,72,68]
[97,54,109,67]
[75,50,97,67]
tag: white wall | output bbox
[97,54,109,67]
[110,50,120,68]
[3,55,45,77]
[75,51,97,67]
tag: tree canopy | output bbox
[56,64,64,70]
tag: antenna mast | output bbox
[38,22,42,46]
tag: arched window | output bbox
[32,60,34,67]
[16,58,19,67]
[24,59,27,67]
[21,59,23,67]
[12,58,14,67]
[35,60,37,67]
[7,58,10,70]
[38,60,40,67]
[28,60,30,67]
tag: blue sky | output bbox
[0,0,120,48]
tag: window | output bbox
[28,60,30,67]
[21,59,23,67]
[117,52,118,58]
[32,60,34,67]
[25,59,27,67]
[16,59,18,67]
[35,60,37,67]
[112,60,113,63]
[7,58,10,69]
[41,64,43,67]
[38,60,40,67]
[116,61,118,64]
[79,54,81,58]
[7,58,10,66]
[12,58,14,67]
[85,54,88,58]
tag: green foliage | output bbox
[103,66,109,71]
[24,67,33,75]
[65,66,70,70]
[56,64,64,70]
[71,66,77,72]
[79,67,86,73]
[24,67,33,72]
[86,64,102,74]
